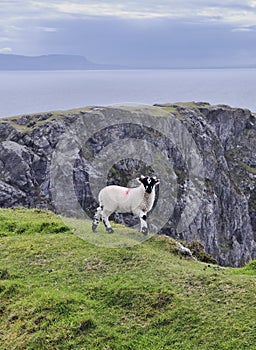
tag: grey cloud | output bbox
[2,1,256,22]
[0,1,256,68]
[14,16,254,68]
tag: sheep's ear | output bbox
[136,175,144,183]
[153,176,160,185]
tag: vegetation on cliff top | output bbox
[0,102,209,133]
[0,208,256,350]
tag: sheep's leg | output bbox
[102,209,114,233]
[139,211,148,235]
[92,206,102,232]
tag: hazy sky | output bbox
[1,0,256,67]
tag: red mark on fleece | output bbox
[125,189,130,195]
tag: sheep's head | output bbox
[137,175,160,194]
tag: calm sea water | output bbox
[0,68,256,118]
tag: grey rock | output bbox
[15,115,33,125]
[0,180,27,207]
[0,103,255,267]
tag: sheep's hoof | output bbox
[141,227,148,235]
[107,227,114,234]
[92,223,97,232]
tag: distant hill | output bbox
[0,54,113,70]
[1,54,255,70]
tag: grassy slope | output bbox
[0,209,256,350]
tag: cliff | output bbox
[0,102,255,266]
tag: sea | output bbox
[1,68,256,118]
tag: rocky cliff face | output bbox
[0,103,255,266]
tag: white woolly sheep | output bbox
[92,175,160,234]
[177,242,195,259]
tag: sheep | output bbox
[92,175,160,234]
[177,242,195,260]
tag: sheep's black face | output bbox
[139,176,160,194]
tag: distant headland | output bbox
[0,54,117,71]
[1,53,256,71]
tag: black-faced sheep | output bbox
[92,175,160,234]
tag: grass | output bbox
[0,208,70,237]
[238,161,256,175]
[0,106,92,133]
[0,208,256,349]
[64,217,155,248]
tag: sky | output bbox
[0,0,256,67]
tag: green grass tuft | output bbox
[0,208,70,237]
